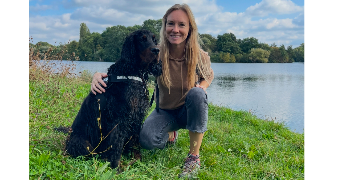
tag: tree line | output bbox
[29,19,304,63]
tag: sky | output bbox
[29,0,304,48]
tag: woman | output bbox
[91,4,214,177]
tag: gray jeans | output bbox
[139,87,208,150]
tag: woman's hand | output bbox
[91,72,108,95]
[196,80,209,94]
[196,84,207,93]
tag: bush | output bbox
[248,48,270,63]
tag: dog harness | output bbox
[95,75,145,111]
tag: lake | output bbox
[47,60,304,134]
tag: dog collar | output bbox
[108,75,143,83]
[117,76,142,82]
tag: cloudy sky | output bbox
[29,0,304,48]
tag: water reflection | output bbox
[207,63,304,133]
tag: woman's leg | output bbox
[178,87,209,178]
[185,87,208,155]
[139,108,182,150]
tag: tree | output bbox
[199,36,211,52]
[269,47,281,63]
[279,44,289,63]
[220,52,236,63]
[78,35,94,61]
[248,48,270,63]
[270,43,277,47]
[65,40,79,60]
[286,45,295,63]
[101,25,140,62]
[210,52,236,63]
[79,23,91,46]
[259,43,271,51]
[216,33,241,54]
[293,43,304,62]
[199,33,217,53]
[142,19,162,43]
[239,37,260,54]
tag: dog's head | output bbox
[121,29,160,69]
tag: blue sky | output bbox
[29,0,304,47]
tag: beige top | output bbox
[157,49,214,110]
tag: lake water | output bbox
[47,60,304,134]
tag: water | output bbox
[47,60,304,133]
[207,63,304,133]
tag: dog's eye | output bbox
[143,35,147,41]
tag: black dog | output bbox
[64,29,161,169]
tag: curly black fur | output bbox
[64,29,162,169]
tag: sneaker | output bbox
[178,154,201,178]
[167,131,178,145]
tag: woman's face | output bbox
[165,10,190,47]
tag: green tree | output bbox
[101,25,141,62]
[259,43,271,51]
[210,52,236,63]
[142,19,162,43]
[199,36,211,52]
[220,52,236,63]
[248,48,270,63]
[79,23,91,46]
[66,40,79,60]
[269,47,281,63]
[78,35,93,61]
[239,37,260,54]
[286,45,295,63]
[293,43,304,62]
[199,33,217,53]
[279,44,289,63]
[216,33,241,54]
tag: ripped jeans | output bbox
[139,87,208,150]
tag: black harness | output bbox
[95,75,145,111]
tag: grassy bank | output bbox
[29,63,304,179]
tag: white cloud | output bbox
[29,0,304,47]
[29,4,53,11]
[70,6,153,26]
[245,0,303,17]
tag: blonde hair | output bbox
[159,3,201,90]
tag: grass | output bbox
[29,60,304,179]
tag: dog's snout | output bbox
[151,47,159,55]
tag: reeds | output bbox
[29,37,80,82]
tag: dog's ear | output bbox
[121,32,137,61]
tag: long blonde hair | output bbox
[159,4,201,90]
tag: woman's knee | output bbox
[139,109,175,150]
[186,87,207,105]
[139,125,155,150]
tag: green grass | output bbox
[29,68,304,180]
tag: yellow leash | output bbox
[84,99,119,157]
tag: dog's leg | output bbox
[122,134,141,161]
[132,135,142,161]
[66,133,94,157]
[108,143,124,169]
